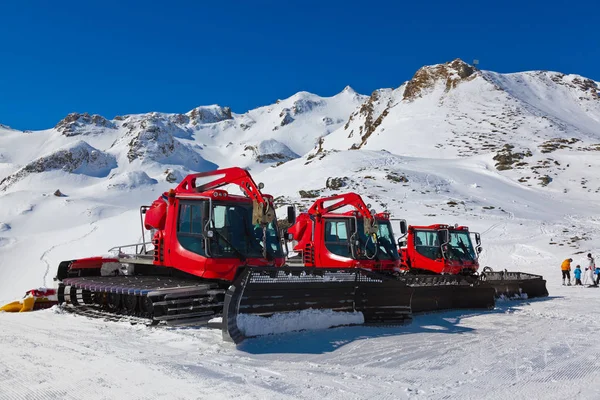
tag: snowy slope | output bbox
[317,60,600,170]
[1,58,600,399]
[196,87,365,165]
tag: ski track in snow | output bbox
[39,223,99,287]
[480,222,503,236]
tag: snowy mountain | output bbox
[315,60,600,193]
[0,58,599,291]
[2,58,600,399]
[0,88,364,190]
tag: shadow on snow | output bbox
[238,295,559,355]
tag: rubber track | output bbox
[59,275,226,326]
[60,305,159,326]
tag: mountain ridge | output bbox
[1,58,600,303]
[1,58,599,195]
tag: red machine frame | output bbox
[399,224,481,275]
[68,167,286,282]
[288,193,404,272]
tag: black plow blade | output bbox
[222,267,414,344]
[405,275,496,313]
[480,271,549,299]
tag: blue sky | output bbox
[1,0,598,130]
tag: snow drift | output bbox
[237,309,365,338]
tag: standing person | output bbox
[561,258,572,286]
[588,253,599,286]
[574,265,582,286]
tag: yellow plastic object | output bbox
[0,300,23,312]
[20,295,36,312]
[0,295,35,313]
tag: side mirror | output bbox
[397,239,407,247]
[439,229,449,245]
[258,182,265,190]
[202,201,211,222]
[475,233,481,246]
[399,219,407,235]
[206,230,214,238]
[287,205,296,225]
[477,246,483,254]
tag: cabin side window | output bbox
[323,218,351,258]
[177,202,206,256]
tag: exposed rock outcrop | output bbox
[187,105,233,125]
[292,98,325,115]
[403,59,477,101]
[0,141,117,190]
[344,89,393,149]
[55,113,116,136]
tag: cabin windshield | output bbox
[356,219,399,261]
[447,230,476,261]
[323,218,398,260]
[177,200,283,259]
[413,229,476,261]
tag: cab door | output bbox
[166,199,209,276]
[316,218,354,267]
[410,229,444,273]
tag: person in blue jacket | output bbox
[574,265,582,286]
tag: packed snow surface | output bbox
[237,309,365,337]
[2,286,600,400]
[2,59,600,399]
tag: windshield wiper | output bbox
[378,239,398,260]
[458,239,474,261]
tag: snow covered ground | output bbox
[2,281,600,400]
[2,59,600,399]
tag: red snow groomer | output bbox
[398,224,548,299]
[287,193,401,273]
[286,193,496,314]
[400,224,481,275]
[53,168,415,343]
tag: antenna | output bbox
[473,59,480,70]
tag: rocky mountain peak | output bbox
[403,58,477,101]
[291,97,325,115]
[55,112,116,136]
[187,105,233,125]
